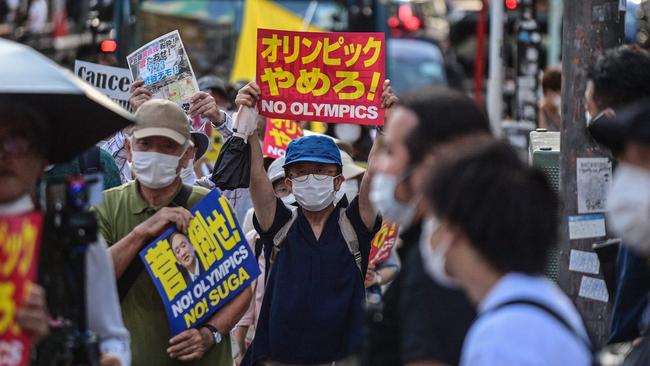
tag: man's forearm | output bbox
[359,133,382,229]
[108,229,148,279]
[208,287,253,333]
[249,136,276,231]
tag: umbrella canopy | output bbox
[0,38,136,163]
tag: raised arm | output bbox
[235,82,277,232]
[359,80,398,229]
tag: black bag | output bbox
[210,135,251,190]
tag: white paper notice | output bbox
[579,276,609,302]
[569,250,600,274]
[576,157,612,214]
[568,214,607,240]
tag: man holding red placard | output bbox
[235,70,396,365]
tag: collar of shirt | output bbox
[479,272,555,314]
[128,180,183,215]
[0,194,34,215]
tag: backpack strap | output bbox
[270,208,298,266]
[338,208,363,279]
[78,146,101,175]
[117,184,194,301]
[486,299,593,353]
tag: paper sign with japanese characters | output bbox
[127,30,204,128]
[256,29,385,126]
[369,221,398,266]
[0,213,43,366]
[139,190,260,336]
[262,118,304,158]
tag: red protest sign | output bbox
[0,213,43,366]
[262,118,304,158]
[256,29,385,126]
[370,221,398,266]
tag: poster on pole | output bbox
[369,221,398,266]
[576,157,612,214]
[75,60,132,111]
[262,118,304,158]
[127,30,204,128]
[256,29,386,126]
[0,213,43,366]
[139,189,260,336]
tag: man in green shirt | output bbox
[94,98,252,365]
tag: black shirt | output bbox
[364,221,476,366]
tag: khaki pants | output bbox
[260,355,359,366]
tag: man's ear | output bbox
[181,145,195,168]
[125,138,133,162]
[285,177,292,191]
[334,175,345,191]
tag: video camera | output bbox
[34,174,103,366]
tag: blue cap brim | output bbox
[282,156,342,168]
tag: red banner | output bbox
[256,29,385,126]
[0,213,43,366]
[369,221,398,266]
[262,118,304,158]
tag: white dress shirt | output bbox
[0,195,131,366]
[461,273,591,366]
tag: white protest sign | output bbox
[75,60,132,111]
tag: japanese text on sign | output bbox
[256,29,385,126]
[140,190,260,336]
[370,221,398,266]
[262,119,304,158]
[0,213,43,366]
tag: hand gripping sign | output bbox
[256,29,386,126]
[139,190,260,336]
[262,119,304,158]
[0,213,43,366]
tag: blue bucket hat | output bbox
[283,135,342,168]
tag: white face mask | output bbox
[606,163,650,255]
[132,150,185,189]
[291,174,337,212]
[281,193,296,207]
[180,158,197,185]
[419,217,461,289]
[334,123,362,143]
[370,173,417,229]
[335,179,359,204]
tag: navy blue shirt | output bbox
[244,197,378,365]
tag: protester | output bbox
[93,99,252,365]
[235,79,397,365]
[45,145,122,189]
[100,129,133,184]
[584,45,650,344]
[0,102,130,366]
[539,66,562,131]
[591,100,650,355]
[364,88,488,366]
[199,75,231,111]
[337,150,366,204]
[422,138,592,365]
[180,131,209,186]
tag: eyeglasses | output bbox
[291,173,340,183]
[0,137,33,156]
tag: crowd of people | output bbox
[4,42,650,366]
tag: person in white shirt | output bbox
[419,137,592,366]
[0,102,130,365]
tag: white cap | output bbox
[267,156,286,184]
[340,150,365,179]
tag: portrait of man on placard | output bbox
[170,232,205,284]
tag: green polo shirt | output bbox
[93,180,233,366]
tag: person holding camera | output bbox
[0,102,130,366]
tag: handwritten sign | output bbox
[256,29,385,126]
[0,213,43,366]
[140,190,260,336]
[127,30,204,128]
[369,221,398,266]
[262,119,304,158]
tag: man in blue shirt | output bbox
[236,81,396,365]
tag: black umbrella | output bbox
[0,38,136,163]
[211,107,255,189]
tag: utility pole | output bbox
[558,0,624,346]
[487,0,504,136]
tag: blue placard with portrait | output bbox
[139,189,261,336]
